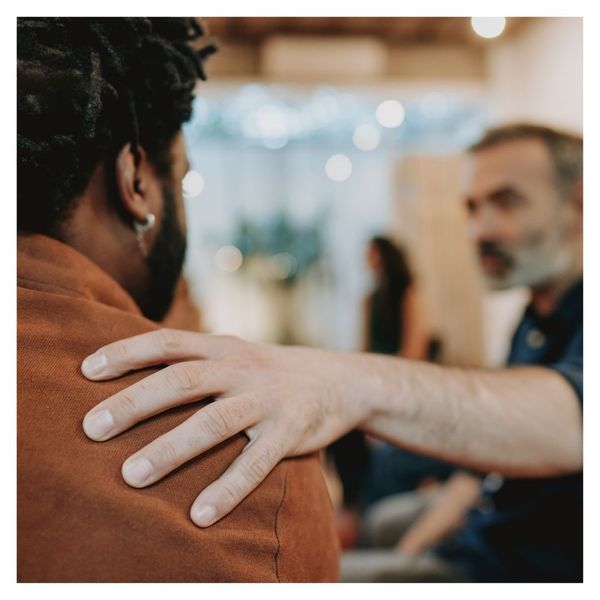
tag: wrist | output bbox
[321,349,375,428]
[359,352,411,425]
[341,351,404,427]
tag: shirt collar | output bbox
[524,277,583,330]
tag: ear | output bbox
[114,143,151,223]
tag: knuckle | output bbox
[201,405,235,440]
[243,452,271,485]
[224,344,267,376]
[236,393,259,418]
[218,334,244,355]
[165,363,200,395]
[117,392,140,419]
[113,341,130,364]
[155,329,183,353]
[157,439,179,466]
[219,481,241,508]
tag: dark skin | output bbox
[56,132,191,307]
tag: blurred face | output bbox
[463,138,576,290]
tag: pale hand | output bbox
[81,330,370,527]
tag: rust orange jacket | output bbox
[17,232,339,582]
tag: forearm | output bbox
[397,472,482,556]
[342,352,582,477]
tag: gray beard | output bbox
[483,243,573,291]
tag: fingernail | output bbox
[122,457,154,486]
[192,504,217,527]
[82,353,107,378]
[83,410,114,440]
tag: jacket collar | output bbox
[17,231,141,315]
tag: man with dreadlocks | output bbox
[17,17,339,582]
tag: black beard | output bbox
[138,184,187,322]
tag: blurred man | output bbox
[341,124,583,581]
[17,17,338,582]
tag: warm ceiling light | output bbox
[471,17,506,39]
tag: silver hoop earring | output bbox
[134,212,156,256]
[134,212,156,234]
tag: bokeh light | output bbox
[215,245,243,272]
[182,170,205,198]
[256,104,289,149]
[268,253,298,280]
[352,124,381,151]
[325,154,353,182]
[375,99,406,128]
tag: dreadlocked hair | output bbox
[17,17,217,234]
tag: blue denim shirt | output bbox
[435,278,583,582]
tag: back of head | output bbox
[17,17,216,235]
[370,235,413,290]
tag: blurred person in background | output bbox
[81,121,583,582]
[362,235,428,359]
[17,17,339,582]
[356,239,480,566]
[361,236,457,508]
[329,236,455,548]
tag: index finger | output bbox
[81,330,242,381]
[82,359,236,441]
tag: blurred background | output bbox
[180,16,582,369]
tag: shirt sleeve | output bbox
[548,327,583,405]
